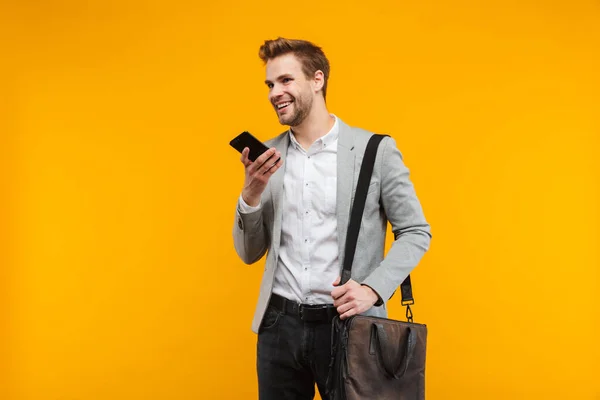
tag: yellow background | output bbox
[2,0,599,399]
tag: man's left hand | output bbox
[331,277,379,320]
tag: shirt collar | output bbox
[288,114,339,152]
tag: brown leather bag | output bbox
[327,134,428,400]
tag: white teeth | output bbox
[277,101,292,109]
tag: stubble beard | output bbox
[279,93,313,127]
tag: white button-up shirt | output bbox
[239,115,340,305]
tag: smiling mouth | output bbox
[276,101,293,111]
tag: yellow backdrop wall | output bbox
[2,0,599,399]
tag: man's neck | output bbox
[290,107,335,150]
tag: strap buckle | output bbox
[405,304,413,323]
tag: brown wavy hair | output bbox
[259,37,331,100]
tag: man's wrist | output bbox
[241,191,260,207]
[362,284,382,306]
[238,194,261,213]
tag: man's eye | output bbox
[267,83,273,89]
[283,78,291,83]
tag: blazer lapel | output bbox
[269,131,290,261]
[336,120,356,270]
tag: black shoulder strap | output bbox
[341,133,415,321]
[340,134,386,285]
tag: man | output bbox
[232,37,431,400]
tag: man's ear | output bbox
[313,70,325,93]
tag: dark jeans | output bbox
[257,302,334,400]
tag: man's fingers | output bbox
[262,153,282,175]
[333,289,354,307]
[334,288,359,307]
[331,278,355,300]
[333,293,343,307]
[332,281,375,319]
[248,148,278,176]
[254,147,277,167]
[339,308,358,320]
[336,300,356,315]
[240,147,251,167]
[331,284,346,301]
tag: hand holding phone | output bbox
[230,131,272,162]
[230,131,283,206]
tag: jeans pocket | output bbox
[260,306,283,332]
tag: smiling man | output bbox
[232,37,432,400]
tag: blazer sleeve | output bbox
[232,197,270,265]
[361,136,432,303]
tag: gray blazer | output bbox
[233,118,432,333]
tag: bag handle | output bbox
[341,133,416,321]
[369,323,417,380]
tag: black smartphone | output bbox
[230,131,279,163]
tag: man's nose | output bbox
[270,83,284,100]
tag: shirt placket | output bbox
[300,148,315,303]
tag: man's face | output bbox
[265,53,314,127]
